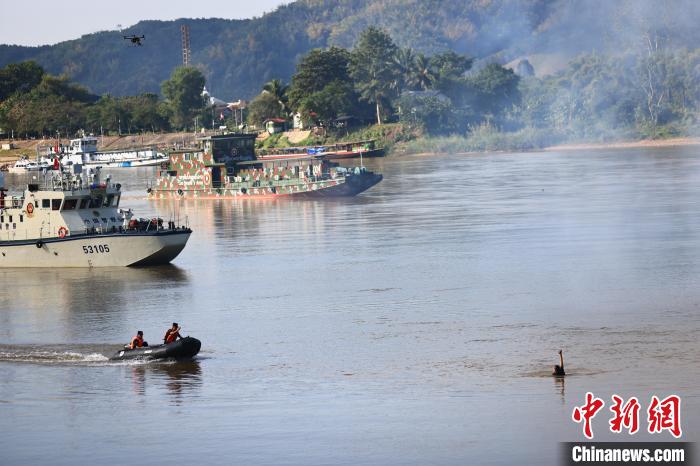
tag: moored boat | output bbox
[53,136,168,168]
[109,336,202,361]
[148,133,382,199]
[7,156,53,173]
[257,139,385,161]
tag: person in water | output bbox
[130,331,148,349]
[163,323,182,344]
[553,349,565,376]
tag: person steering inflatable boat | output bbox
[111,325,200,361]
[163,323,182,344]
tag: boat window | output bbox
[90,196,103,208]
[110,217,117,222]
[114,195,121,207]
[19,215,23,222]
[51,199,62,211]
[63,199,78,210]
[13,223,16,229]
[34,201,38,208]
[93,219,99,224]
[101,217,107,223]
[104,194,114,207]
[8,215,12,223]
[42,199,50,208]
[79,199,89,209]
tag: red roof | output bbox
[265,118,287,124]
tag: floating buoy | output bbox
[58,226,68,238]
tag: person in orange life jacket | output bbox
[163,323,182,344]
[130,330,148,349]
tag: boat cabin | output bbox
[0,170,127,241]
[199,133,256,163]
[66,137,98,155]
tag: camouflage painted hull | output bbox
[149,172,383,199]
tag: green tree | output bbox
[0,61,45,101]
[299,80,358,124]
[125,93,170,132]
[468,64,521,121]
[349,27,399,125]
[429,51,473,81]
[0,73,93,137]
[287,47,353,110]
[262,79,289,114]
[413,54,436,91]
[161,67,206,130]
[246,92,285,127]
[393,48,417,92]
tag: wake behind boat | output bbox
[109,337,201,361]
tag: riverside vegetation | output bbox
[2,25,700,155]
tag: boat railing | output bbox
[2,196,25,209]
[77,221,189,237]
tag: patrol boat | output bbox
[0,169,191,267]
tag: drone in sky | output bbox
[123,35,145,46]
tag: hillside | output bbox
[1,0,699,100]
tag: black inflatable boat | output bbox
[109,337,201,361]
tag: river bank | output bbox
[0,132,198,164]
[2,128,699,166]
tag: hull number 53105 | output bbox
[83,244,110,254]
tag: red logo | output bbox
[572,392,605,439]
[609,395,640,434]
[572,393,683,439]
[648,395,682,438]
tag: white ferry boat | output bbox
[55,136,168,168]
[0,169,191,267]
[7,156,50,173]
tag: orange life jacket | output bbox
[130,335,144,349]
[165,330,179,344]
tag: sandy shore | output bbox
[2,135,700,165]
[544,137,700,152]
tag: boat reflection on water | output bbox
[0,265,190,342]
[129,360,202,403]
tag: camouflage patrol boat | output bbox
[148,134,382,199]
[0,168,191,267]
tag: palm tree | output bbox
[262,79,289,114]
[393,47,416,92]
[413,54,435,91]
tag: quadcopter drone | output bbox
[123,35,145,46]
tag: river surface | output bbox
[1,147,698,465]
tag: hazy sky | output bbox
[0,0,290,46]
